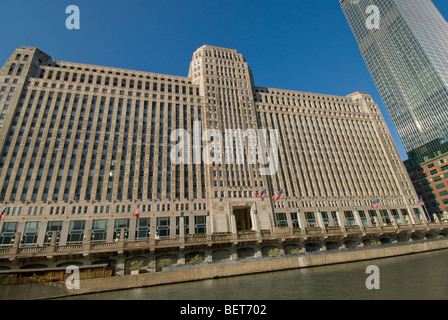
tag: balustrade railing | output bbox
[0,222,444,258]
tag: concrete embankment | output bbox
[2,239,448,300]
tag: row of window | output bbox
[2,202,208,218]
[0,89,207,202]
[0,216,208,246]
[39,67,200,96]
[275,207,425,228]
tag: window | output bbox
[290,212,299,228]
[344,211,355,226]
[331,211,339,226]
[44,221,63,245]
[8,63,16,75]
[305,212,316,227]
[135,218,151,239]
[0,222,18,245]
[380,210,392,225]
[22,221,40,246]
[156,217,170,238]
[413,208,424,223]
[358,210,369,227]
[67,220,85,244]
[194,216,206,234]
[439,190,448,197]
[16,64,24,76]
[321,211,329,227]
[92,219,108,242]
[436,183,445,190]
[114,218,129,240]
[430,169,438,176]
[276,212,288,228]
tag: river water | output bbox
[64,249,448,300]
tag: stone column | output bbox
[11,232,21,255]
[205,249,213,263]
[230,209,237,240]
[37,221,48,247]
[148,251,156,272]
[149,214,157,244]
[336,207,347,233]
[230,246,238,260]
[59,220,70,245]
[115,256,126,276]
[253,246,262,258]
[118,228,125,253]
[353,208,364,228]
[179,212,185,238]
[316,208,326,230]
[206,211,212,240]
[107,218,115,242]
[374,211,385,226]
[296,208,306,230]
[177,250,186,265]
[82,229,91,253]
[254,209,261,237]
[47,232,58,255]
[129,217,137,241]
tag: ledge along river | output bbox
[61,248,448,300]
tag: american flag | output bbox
[256,189,267,199]
[272,189,284,202]
[134,205,140,219]
[0,208,6,222]
[371,199,380,208]
[416,198,424,205]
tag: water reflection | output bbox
[62,249,448,300]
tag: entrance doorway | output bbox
[234,207,252,232]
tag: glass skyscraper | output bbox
[340,0,448,152]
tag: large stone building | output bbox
[0,45,435,273]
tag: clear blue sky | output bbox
[2,0,448,160]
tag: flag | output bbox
[0,208,6,222]
[272,189,284,202]
[371,198,380,208]
[416,198,424,206]
[256,189,267,199]
[134,205,140,219]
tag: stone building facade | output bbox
[0,45,430,272]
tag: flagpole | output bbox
[422,203,431,223]
[269,191,277,228]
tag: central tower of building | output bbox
[188,45,274,232]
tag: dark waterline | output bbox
[61,249,448,300]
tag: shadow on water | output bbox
[60,249,448,300]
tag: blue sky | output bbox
[1,0,448,160]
